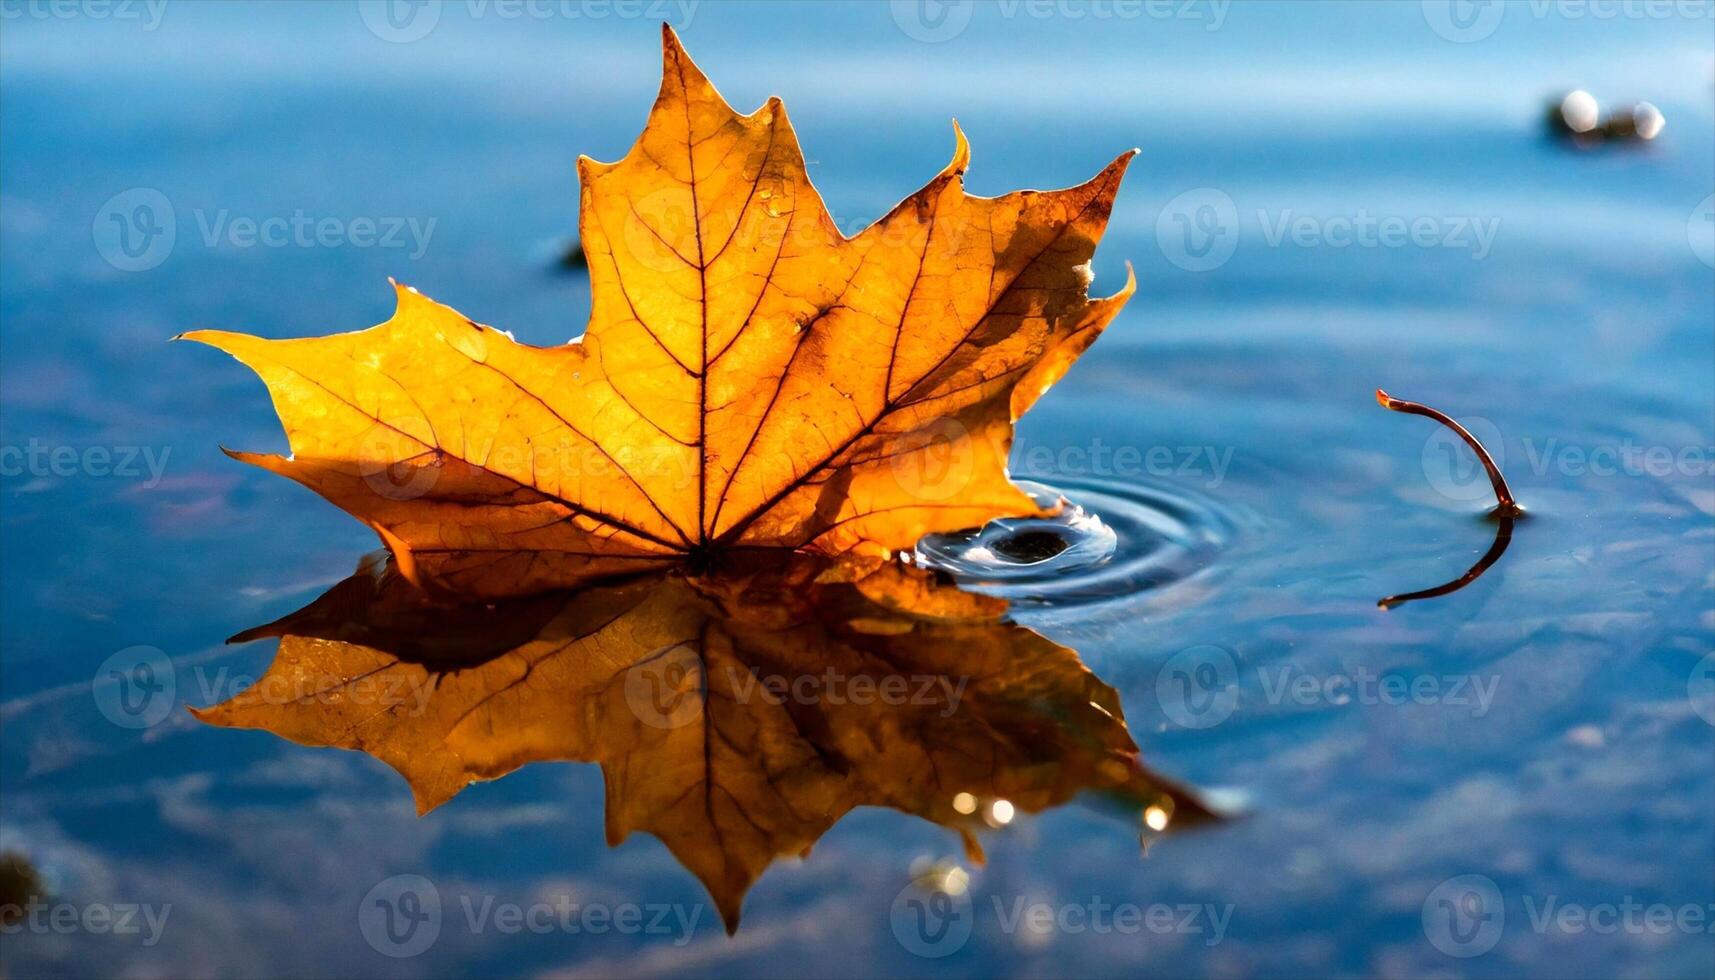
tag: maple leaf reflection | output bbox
[195,551,1215,931]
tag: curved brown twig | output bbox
[1378,515,1515,609]
[1376,389,1522,518]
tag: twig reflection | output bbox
[1378,515,1515,609]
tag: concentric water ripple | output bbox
[911,478,1240,609]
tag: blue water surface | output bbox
[2,2,1712,977]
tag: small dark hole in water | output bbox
[989,530,1072,563]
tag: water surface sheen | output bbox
[2,4,1712,978]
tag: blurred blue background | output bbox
[2,1,1712,977]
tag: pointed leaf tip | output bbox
[660,21,689,69]
[942,120,971,177]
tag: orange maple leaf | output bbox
[186,26,1135,597]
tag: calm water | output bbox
[3,2,1713,977]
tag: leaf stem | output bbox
[1376,389,1522,518]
